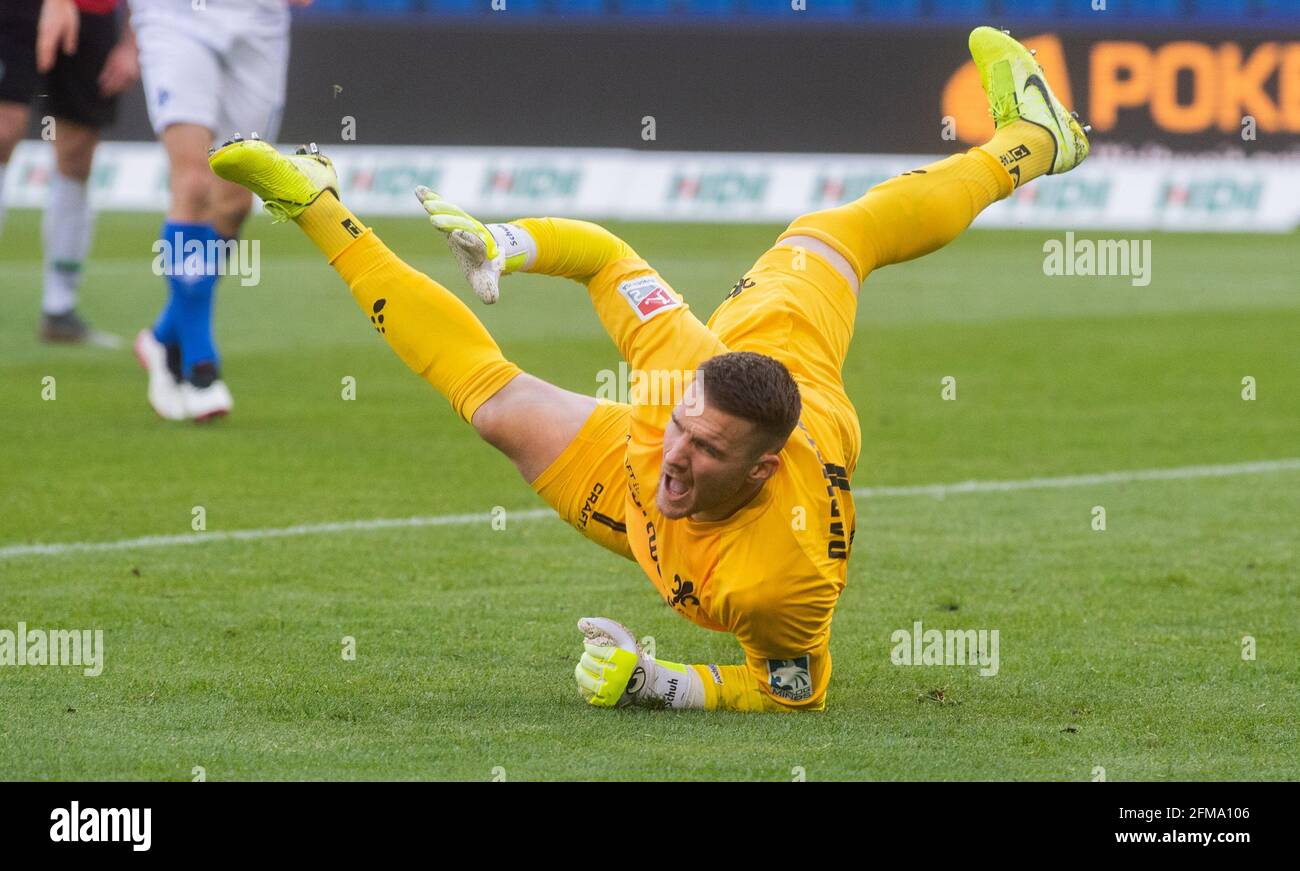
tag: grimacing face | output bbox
[655,379,783,521]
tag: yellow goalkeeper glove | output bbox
[574,617,705,710]
[414,185,531,304]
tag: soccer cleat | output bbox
[40,310,123,348]
[134,329,187,421]
[968,26,1089,174]
[415,186,527,305]
[181,365,233,423]
[208,137,338,222]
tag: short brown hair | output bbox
[697,352,802,453]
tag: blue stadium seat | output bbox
[361,0,415,13]
[557,0,609,14]
[1066,0,1180,18]
[291,0,1300,22]
[1064,0,1099,16]
[1190,0,1248,18]
[683,0,739,16]
[422,0,541,14]
[498,0,542,14]
[998,0,1058,19]
[618,0,672,15]
[301,0,350,12]
[1127,0,1180,17]
[422,0,483,15]
[864,0,919,19]
[1260,0,1300,19]
[745,0,856,17]
[804,0,857,16]
[927,0,991,19]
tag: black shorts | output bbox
[0,1,120,128]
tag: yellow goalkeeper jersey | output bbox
[624,412,855,708]
[607,245,860,710]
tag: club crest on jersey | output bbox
[667,574,700,611]
[619,275,681,322]
[767,655,812,701]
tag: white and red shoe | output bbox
[134,329,186,421]
[181,362,233,422]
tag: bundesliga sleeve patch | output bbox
[618,275,681,322]
[767,656,813,701]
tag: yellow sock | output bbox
[977,119,1056,189]
[295,191,370,261]
[294,193,521,423]
[779,148,1012,281]
[514,217,637,282]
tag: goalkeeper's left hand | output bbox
[575,617,705,710]
[414,186,526,305]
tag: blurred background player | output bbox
[129,0,311,421]
[0,0,138,345]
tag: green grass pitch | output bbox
[1,209,1297,780]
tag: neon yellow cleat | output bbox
[968,26,1090,175]
[208,135,338,222]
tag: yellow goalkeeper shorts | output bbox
[530,400,635,561]
[707,243,862,476]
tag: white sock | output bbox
[0,162,8,239]
[42,171,94,316]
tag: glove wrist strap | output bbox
[635,657,705,710]
[487,223,537,273]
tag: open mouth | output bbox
[662,472,691,501]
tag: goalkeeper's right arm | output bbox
[575,618,812,713]
[417,187,639,301]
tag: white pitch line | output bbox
[2,458,1298,560]
[851,458,1300,498]
[0,508,557,560]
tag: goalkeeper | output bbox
[210,28,1087,712]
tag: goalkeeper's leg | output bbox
[291,197,635,556]
[209,138,595,483]
[778,25,1089,290]
[776,144,1014,291]
[302,197,600,482]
